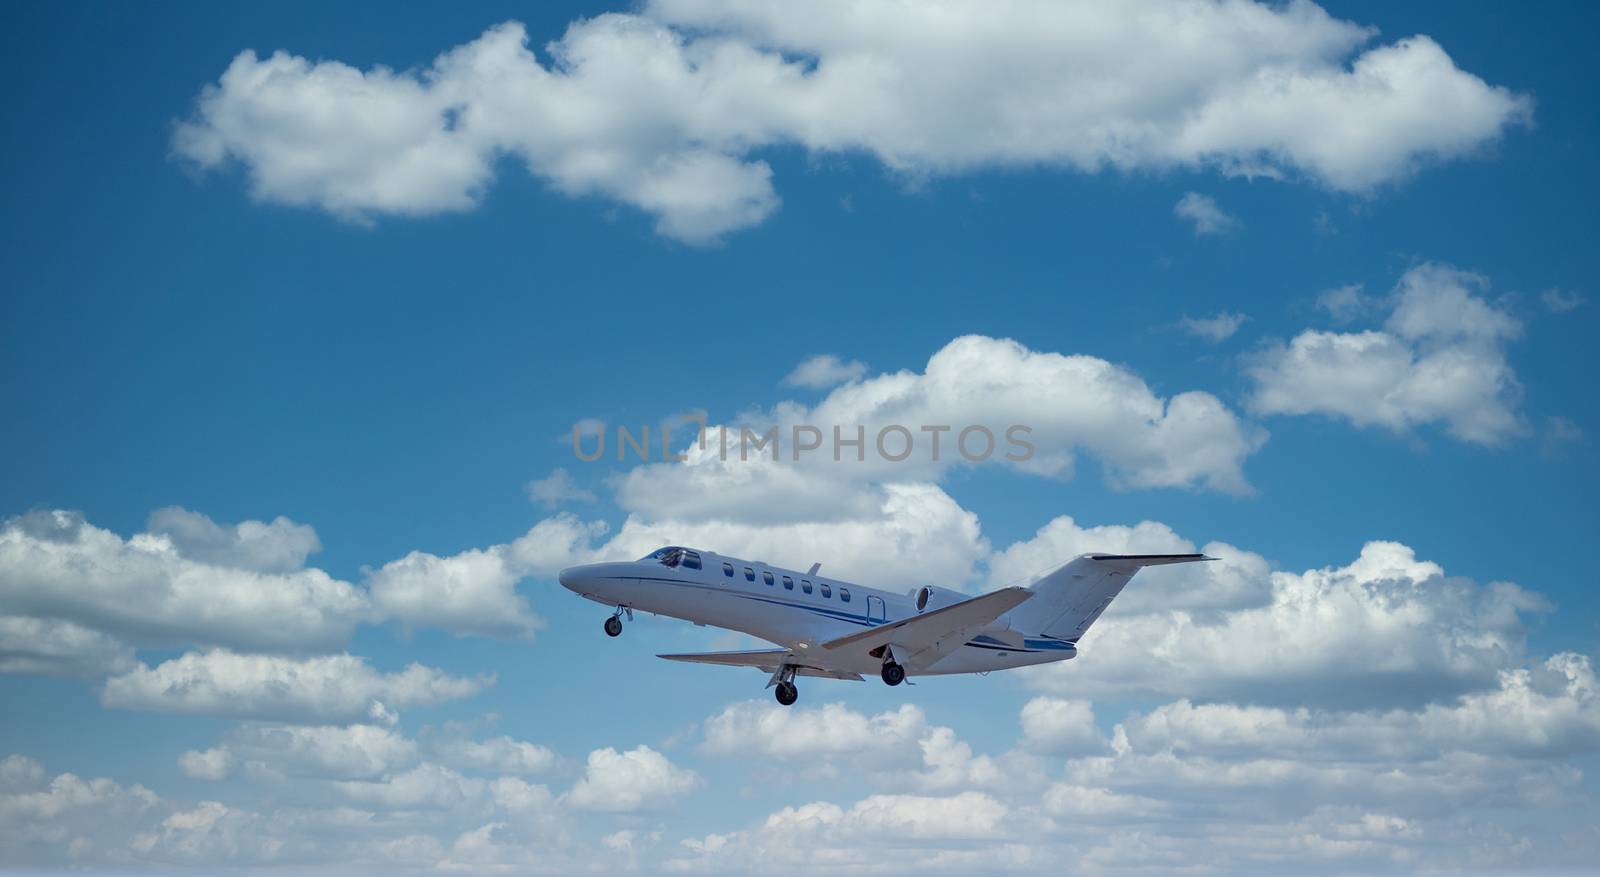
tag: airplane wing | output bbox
[820,586,1033,670]
[657,649,864,681]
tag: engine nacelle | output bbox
[912,584,967,613]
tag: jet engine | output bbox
[912,584,967,613]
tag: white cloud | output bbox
[782,354,868,389]
[1248,262,1526,445]
[1026,539,1550,708]
[0,510,368,654]
[1173,192,1239,236]
[1178,311,1247,342]
[0,755,159,865]
[0,615,135,678]
[177,748,234,781]
[366,545,543,639]
[565,745,699,812]
[703,701,926,760]
[1019,697,1109,755]
[182,724,420,782]
[176,2,1529,242]
[101,650,489,723]
[335,762,484,811]
[986,514,1272,613]
[145,506,320,573]
[597,482,987,590]
[620,335,1267,511]
[432,736,557,776]
[1540,288,1586,313]
[524,468,596,508]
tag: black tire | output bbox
[880,661,905,687]
[603,615,623,637]
[775,681,798,706]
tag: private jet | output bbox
[558,546,1209,706]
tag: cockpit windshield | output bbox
[641,546,702,570]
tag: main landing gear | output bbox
[603,606,631,637]
[771,665,800,706]
[880,660,906,687]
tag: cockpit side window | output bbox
[643,546,702,570]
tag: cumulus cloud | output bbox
[1178,311,1248,342]
[101,650,489,723]
[364,513,612,638]
[175,2,1528,242]
[0,509,368,654]
[782,354,868,389]
[1248,263,1526,445]
[145,506,321,573]
[1019,697,1109,755]
[565,746,699,812]
[618,335,1267,514]
[431,736,558,777]
[0,615,135,678]
[1026,539,1550,708]
[1173,192,1239,236]
[180,724,420,782]
[524,468,596,508]
[0,755,159,866]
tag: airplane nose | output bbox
[558,566,579,592]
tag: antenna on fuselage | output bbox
[807,562,821,576]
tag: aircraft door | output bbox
[866,595,887,626]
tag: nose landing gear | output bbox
[603,606,631,637]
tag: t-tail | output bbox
[1008,553,1214,642]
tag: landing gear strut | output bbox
[880,660,905,687]
[603,606,631,637]
[771,664,800,706]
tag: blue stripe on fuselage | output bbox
[617,575,1072,654]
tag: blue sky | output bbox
[2,1,1598,872]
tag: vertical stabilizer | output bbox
[1008,553,1212,641]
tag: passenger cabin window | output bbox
[801,579,813,594]
[722,562,734,577]
[744,567,755,582]
[839,587,851,602]
[820,583,832,598]
[782,576,794,590]
[763,571,775,586]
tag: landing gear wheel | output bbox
[774,680,799,706]
[880,661,905,687]
[603,615,623,637]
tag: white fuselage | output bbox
[558,550,1077,677]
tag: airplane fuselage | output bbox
[558,549,1077,677]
